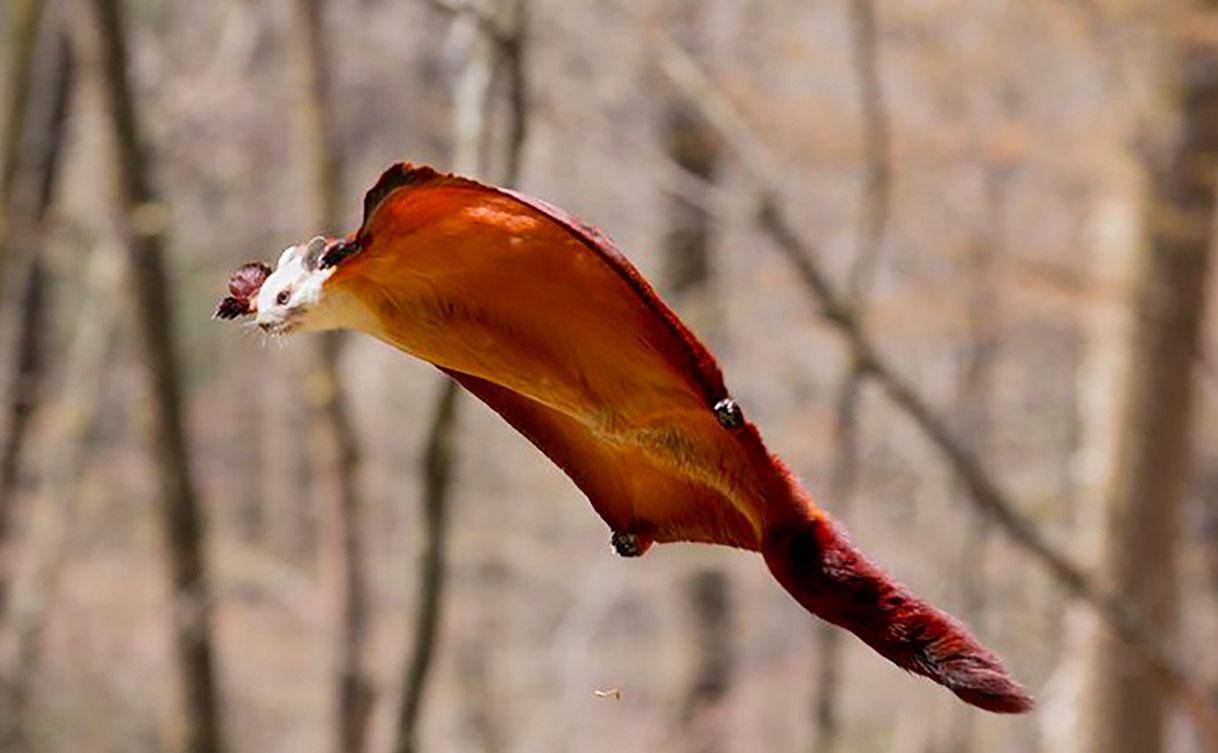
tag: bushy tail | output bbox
[762,514,1032,713]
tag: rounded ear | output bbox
[302,236,328,271]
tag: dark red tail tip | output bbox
[762,515,1033,714]
[935,652,1034,713]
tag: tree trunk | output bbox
[394,378,459,753]
[86,1,225,751]
[289,2,373,752]
[663,100,718,300]
[1084,9,1218,752]
[393,4,527,751]
[812,1,889,749]
[679,569,733,753]
[0,0,45,287]
[0,0,66,629]
[4,251,117,753]
[943,164,1010,753]
[660,27,734,744]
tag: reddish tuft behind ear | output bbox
[228,261,272,300]
[214,261,272,320]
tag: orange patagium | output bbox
[216,163,1032,713]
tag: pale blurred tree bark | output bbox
[395,378,459,753]
[233,386,266,545]
[659,14,735,740]
[4,254,117,753]
[944,163,1011,753]
[394,3,526,752]
[0,0,52,622]
[662,102,719,302]
[679,569,733,753]
[87,0,225,751]
[812,1,889,749]
[290,1,373,752]
[0,13,73,748]
[0,0,44,288]
[1084,5,1218,752]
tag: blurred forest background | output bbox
[2,0,1218,752]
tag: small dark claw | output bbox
[713,398,744,429]
[318,238,361,270]
[611,531,646,558]
[213,296,249,320]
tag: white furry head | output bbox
[254,237,337,335]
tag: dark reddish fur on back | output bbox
[762,515,1032,713]
[358,163,730,407]
[350,163,1032,713]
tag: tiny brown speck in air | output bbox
[593,689,622,700]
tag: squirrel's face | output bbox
[254,237,335,335]
[215,235,372,336]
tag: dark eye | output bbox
[276,289,291,305]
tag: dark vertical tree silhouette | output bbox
[394,378,459,753]
[1085,5,1218,752]
[290,1,372,751]
[0,0,44,287]
[679,569,733,753]
[812,1,890,749]
[87,0,224,751]
[662,103,719,299]
[0,16,73,747]
[0,0,57,605]
[0,8,74,601]
[0,0,54,621]
[7,244,123,753]
[394,3,527,752]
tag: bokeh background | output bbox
[1,1,1217,752]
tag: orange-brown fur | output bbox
[230,163,1032,713]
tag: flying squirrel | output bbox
[216,163,1032,713]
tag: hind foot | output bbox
[611,531,652,558]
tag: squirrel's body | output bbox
[218,163,1032,713]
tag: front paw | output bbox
[213,296,250,320]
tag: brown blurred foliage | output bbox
[1,1,1217,753]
